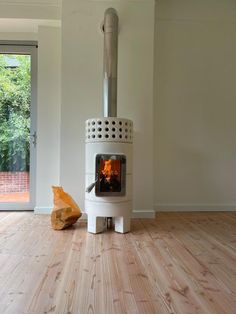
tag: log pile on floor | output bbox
[51,186,82,230]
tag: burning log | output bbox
[51,186,82,230]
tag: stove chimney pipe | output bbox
[103,8,118,117]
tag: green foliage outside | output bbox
[0,55,31,172]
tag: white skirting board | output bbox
[156,204,236,211]
[34,207,52,214]
[35,205,236,215]
[34,207,156,218]
[131,210,156,218]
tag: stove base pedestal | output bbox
[88,215,105,234]
[114,216,130,233]
[87,214,131,234]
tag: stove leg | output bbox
[114,216,130,233]
[88,215,105,234]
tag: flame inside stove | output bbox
[100,159,121,192]
[102,160,112,181]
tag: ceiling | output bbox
[0,0,61,5]
[0,0,61,33]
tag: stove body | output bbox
[85,117,133,233]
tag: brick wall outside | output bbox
[0,172,29,193]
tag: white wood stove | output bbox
[85,8,133,233]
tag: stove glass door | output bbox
[95,154,126,196]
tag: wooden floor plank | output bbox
[177,215,236,291]
[142,214,236,314]
[132,220,214,314]
[0,212,236,314]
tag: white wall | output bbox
[155,0,236,211]
[0,32,37,41]
[0,1,61,20]
[35,26,61,213]
[3,0,235,214]
[60,0,155,216]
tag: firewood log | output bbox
[51,186,82,230]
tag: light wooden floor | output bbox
[0,212,235,314]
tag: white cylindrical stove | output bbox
[85,117,133,233]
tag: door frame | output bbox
[0,41,37,210]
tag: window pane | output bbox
[0,54,31,202]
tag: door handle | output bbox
[30,131,37,147]
[86,181,97,193]
[86,174,99,193]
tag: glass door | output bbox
[95,154,126,196]
[0,42,37,210]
